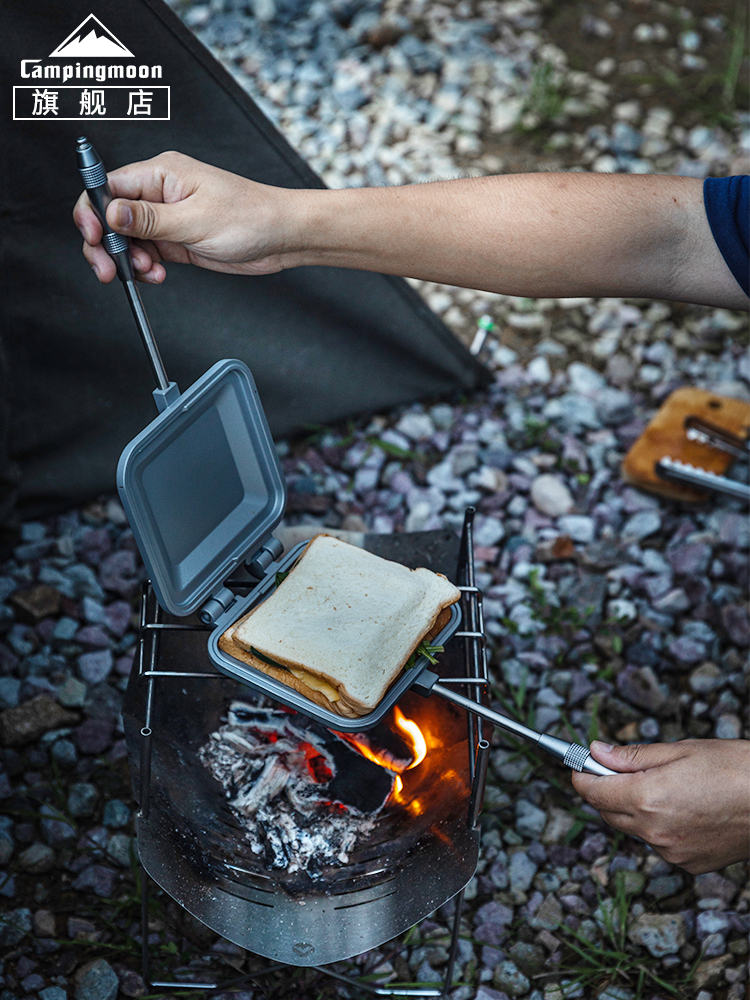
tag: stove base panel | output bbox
[137,813,479,967]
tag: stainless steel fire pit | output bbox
[123,513,490,994]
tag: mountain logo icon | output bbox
[49,15,134,59]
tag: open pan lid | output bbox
[117,359,286,618]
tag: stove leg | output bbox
[442,885,466,997]
[140,862,151,987]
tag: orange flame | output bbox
[334,707,427,806]
[393,707,427,769]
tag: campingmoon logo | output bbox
[21,14,162,81]
[50,14,135,58]
[14,13,170,120]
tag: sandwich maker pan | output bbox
[116,355,462,733]
[82,138,618,771]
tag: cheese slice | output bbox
[287,667,340,702]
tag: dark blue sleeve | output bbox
[703,175,749,296]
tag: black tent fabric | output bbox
[0,0,488,524]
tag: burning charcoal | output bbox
[200,703,395,875]
[326,741,395,815]
[333,723,416,773]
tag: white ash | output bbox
[199,702,382,875]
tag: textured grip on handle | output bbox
[563,744,591,771]
[80,162,107,187]
[103,231,130,255]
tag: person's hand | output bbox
[73,151,299,284]
[572,739,750,874]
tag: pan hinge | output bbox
[198,587,236,626]
[245,536,284,579]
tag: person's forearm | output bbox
[77,153,748,308]
[281,173,745,308]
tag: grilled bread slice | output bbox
[220,534,460,718]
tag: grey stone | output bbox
[395,412,434,441]
[628,912,686,957]
[67,782,98,818]
[474,516,505,547]
[557,515,595,543]
[596,388,634,425]
[0,824,14,865]
[488,853,509,889]
[542,807,575,845]
[82,597,105,623]
[668,636,706,665]
[611,121,642,154]
[508,942,545,977]
[640,717,660,739]
[474,900,514,946]
[568,362,606,395]
[509,851,538,892]
[78,650,113,684]
[697,911,730,938]
[515,800,547,839]
[17,842,55,873]
[34,909,56,937]
[695,872,737,904]
[689,662,724,694]
[712,511,749,549]
[75,718,115,754]
[75,959,119,1000]
[72,865,117,898]
[616,665,667,713]
[531,475,574,517]
[622,511,661,540]
[107,833,134,867]
[669,542,712,576]
[720,604,750,646]
[103,598,131,632]
[700,932,726,956]
[52,738,78,769]
[493,961,530,997]
[117,970,146,999]
[450,444,479,477]
[57,677,87,708]
[76,625,110,648]
[653,588,690,614]
[715,714,741,739]
[560,572,607,626]
[0,678,21,710]
[102,799,130,828]
[0,907,32,946]
[543,394,600,432]
[646,874,684,899]
[64,564,105,601]
[40,990,67,1000]
[99,550,137,595]
[52,617,79,642]
[40,804,76,845]
[21,975,44,993]
[528,894,563,930]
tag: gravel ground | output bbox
[1,1,749,999]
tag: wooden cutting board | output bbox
[622,387,750,501]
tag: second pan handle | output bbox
[430,682,618,777]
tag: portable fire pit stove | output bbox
[124,511,491,997]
